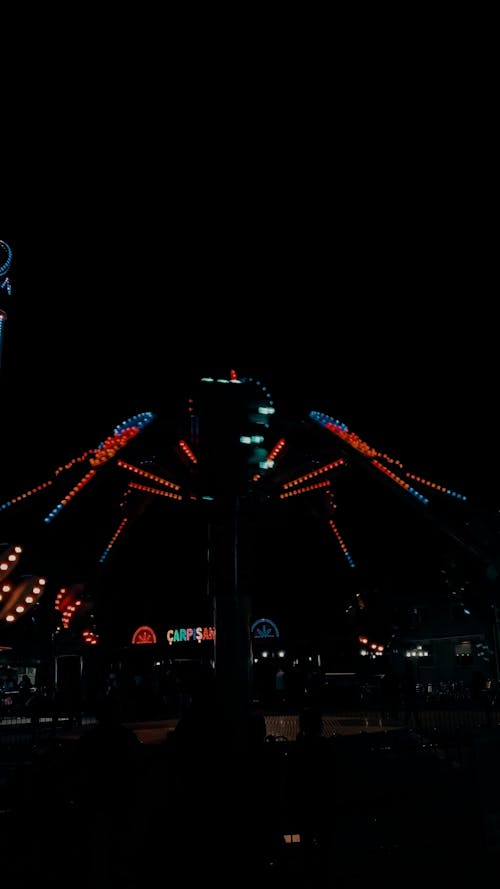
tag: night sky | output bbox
[1,170,498,650]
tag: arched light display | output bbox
[132,625,157,644]
[251,617,280,639]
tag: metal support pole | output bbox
[209,496,253,749]
[205,497,256,860]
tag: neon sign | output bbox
[132,625,157,644]
[166,626,215,645]
[251,618,280,639]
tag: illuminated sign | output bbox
[166,626,215,645]
[132,625,157,644]
[251,618,280,639]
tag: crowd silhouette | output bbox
[3,667,498,887]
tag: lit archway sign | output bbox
[251,618,280,640]
[132,625,157,644]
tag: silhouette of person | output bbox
[402,660,420,727]
[296,703,325,743]
[274,666,287,707]
[73,696,145,886]
[284,703,335,862]
[380,667,401,722]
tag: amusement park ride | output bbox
[1,238,500,732]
